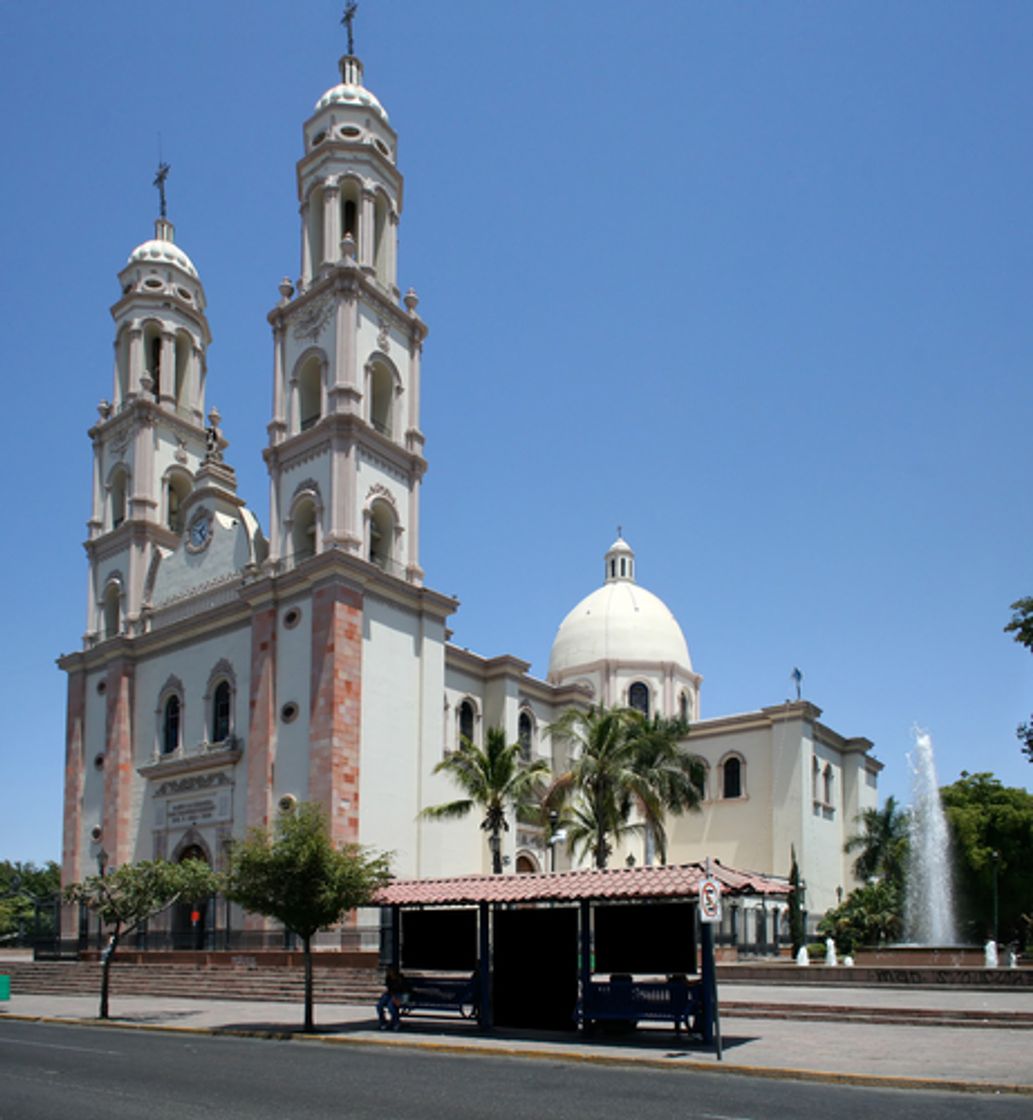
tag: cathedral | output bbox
[59,32,880,937]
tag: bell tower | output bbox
[84,166,211,642]
[264,24,428,584]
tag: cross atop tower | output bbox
[153,161,170,219]
[342,3,358,55]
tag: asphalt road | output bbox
[0,1020,1027,1120]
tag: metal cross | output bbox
[342,2,358,55]
[153,161,170,219]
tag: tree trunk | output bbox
[303,934,314,1032]
[491,828,502,875]
[99,929,119,1020]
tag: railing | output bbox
[144,734,243,769]
[36,917,386,961]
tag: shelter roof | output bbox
[375,861,789,907]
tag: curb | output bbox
[3,1012,1032,1097]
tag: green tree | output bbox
[1004,598,1033,762]
[547,706,703,869]
[64,859,218,1019]
[818,879,903,954]
[0,860,60,943]
[940,772,1033,946]
[843,796,910,888]
[226,803,391,1031]
[421,726,550,874]
[787,846,806,956]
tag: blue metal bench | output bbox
[577,976,702,1034]
[398,976,479,1020]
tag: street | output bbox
[0,1020,1028,1120]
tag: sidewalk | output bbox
[3,984,1032,1095]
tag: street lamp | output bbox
[991,850,1000,944]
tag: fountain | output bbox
[904,730,958,946]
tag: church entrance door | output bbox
[171,845,209,950]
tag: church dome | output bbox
[315,55,389,123]
[548,538,692,680]
[127,234,198,279]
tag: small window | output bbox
[679,691,690,723]
[620,557,626,577]
[458,700,475,745]
[518,711,533,762]
[163,695,181,754]
[211,681,231,743]
[823,764,834,806]
[102,583,121,639]
[628,681,649,716]
[722,757,742,799]
[340,125,361,138]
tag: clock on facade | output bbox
[186,510,212,552]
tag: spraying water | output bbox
[905,730,958,945]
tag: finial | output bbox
[342,2,358,55]
[617,524,623,539]
[153,161,170,220]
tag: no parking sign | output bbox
[698,876,722,923]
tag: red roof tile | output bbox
[374,860,789,907]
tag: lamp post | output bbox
[547,811,566,872]
[991,850,1000,945]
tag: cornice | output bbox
[263,411,426,480]
[85,520,178,562]
[547,656,703,688]
[89,396,207,444]
[267,261,425,342]
[137,747,242,781]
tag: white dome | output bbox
[127,237,198,279]
[548,539,692,680]
[315,82,388,122]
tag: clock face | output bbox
[188,514,211,549]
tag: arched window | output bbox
[368,499,396,571]
[211,681,231,743]
[679,690,690,724]
[110,467,128,529]
[823,763,834,807]
[306,184,325,276]
[515,854,538,874]
[628,681,649,716]
[518,711,533,762]
[143,322,163,398]
[368,360,394,437]
[297,355,322,431]
[722,756,742,800]
[340,178,361,243]
[458,699,475,746]
[166,470,192,533]
[162,695,180,754]
[291,497,318,561]
[174,330,192,411]
[102,582,121,639]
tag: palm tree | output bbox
[421,726,550,873]
[546,706,704,869]
[844,795,910,887]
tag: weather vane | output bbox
[342,2,358,55]
[153,161,170,219]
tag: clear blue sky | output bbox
[2,1,1030,866]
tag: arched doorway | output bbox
[171,844,210,950]
[515,853,539,875]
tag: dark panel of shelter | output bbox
[400,909,477,970]
[493,907,579,1030]
[594,902,696,975]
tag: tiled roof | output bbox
[374,861,790,907]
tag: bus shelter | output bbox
[375,861,789,1040]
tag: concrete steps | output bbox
[1,961,383,1005]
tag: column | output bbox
[359,189,375,271]
[300,201,312,286]
[102,660,135,870]
[128,327,144,397]
[387,210,399,290]
[159,331,175,406]
[308,583,363,847]
[270,323,286,434]
[323,179,341,268]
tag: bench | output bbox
[577,976,702,1034]
[398,976,479,1020]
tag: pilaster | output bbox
[102,659,135,868]
[308,583,362,845]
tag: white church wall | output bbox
[274,597,314,806]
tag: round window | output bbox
[283,607,302,629]
[281,702,299,723]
